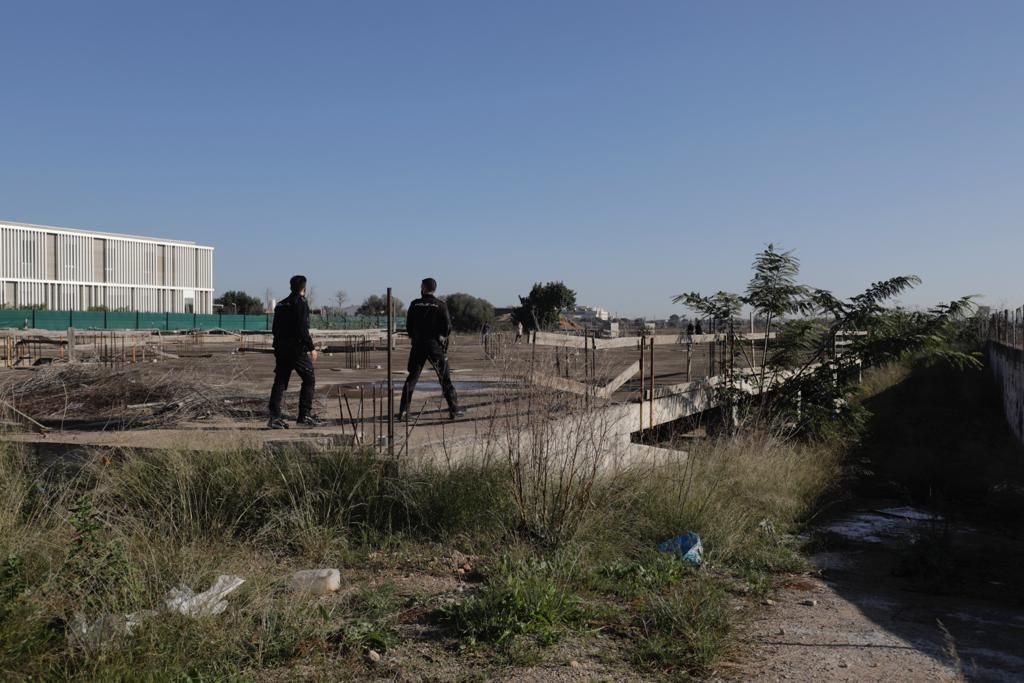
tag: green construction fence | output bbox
[0,309,405,332]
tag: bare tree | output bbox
[334,289,349,310]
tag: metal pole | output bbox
[686,341,692,382]
[708,334,714,378]
[387,287,394,457]
[639,335,645,434]
[530,330,536,381]
[750,312,755,369]
[648,336,654,429]
[583,329,588,384]
[591,332,596,377]
[343,393,358,443]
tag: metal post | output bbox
[639,335,645,433]
[648,336,654,429]
[387,287,394,457]
[686,341,692,381]
[750,312,755,369]
[583,329,588,384]
[591,333,596,377]
[530,330,536,381]
[708,334,715,378]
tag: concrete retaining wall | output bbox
[989,342,1024,445]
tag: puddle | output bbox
[824,506,943,544]
[875,506,942,521]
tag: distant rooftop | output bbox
[0,219,211,248]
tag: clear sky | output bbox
[1,1,1022,318]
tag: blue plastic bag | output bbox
[657,532,703,566]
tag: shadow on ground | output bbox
[811,363,1024,681]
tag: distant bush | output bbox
[445,292,494,331]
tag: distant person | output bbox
[398,278,464,421]
[514,320,524,344]
[695,321,703,335]
[268,275,324,429]
[481,322,492,358]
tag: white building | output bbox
[0,220,214,313]
[567,305,610,323]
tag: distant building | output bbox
[0,220,214,313]
[567,305,610,323]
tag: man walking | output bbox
[268,275,324,428]
[398,278,465,421]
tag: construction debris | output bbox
[289,568,342,595]
[165,575,246,617]
[0,364,265,430]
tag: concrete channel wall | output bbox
[989,342,1024,445]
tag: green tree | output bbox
[356,294,406,317]
[674,246,978,437]
[214,290,264,314]
[444,293,495,331]
[513,282,576,331]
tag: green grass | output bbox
[442,560,587,648]
[0,420,846,680]
[632,578,732,678]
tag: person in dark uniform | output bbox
[398,278,465,421]
[268,275,324,428]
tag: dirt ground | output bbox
[0,331,720,455]
[728,500,1024,683]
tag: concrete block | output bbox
[290,568,342,595]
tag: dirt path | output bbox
[729,502,1024,682]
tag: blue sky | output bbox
[1,1,1021,317]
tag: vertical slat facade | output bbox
[0,222,213,313]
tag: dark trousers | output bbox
[399,341,458,415]
[268,351,315,419]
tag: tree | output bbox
[674,246,978,437]
[334,290,349,309]
[445,293,495,331]
[356,294,406,317]
[513,282,576,331]
[214,290,264,315]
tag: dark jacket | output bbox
[272,292,314,354]
[406,294,452,346]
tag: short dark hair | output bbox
[290,275,307,293]
[421,277,437,293]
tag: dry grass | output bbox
[0,350,852,680]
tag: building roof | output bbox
[0,219,213,248]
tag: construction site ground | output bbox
[0,331,725,458]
